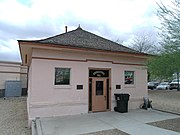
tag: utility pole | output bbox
[177,72,180,91]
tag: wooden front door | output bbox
[92,78,107,112]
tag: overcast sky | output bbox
[0,0,171,62]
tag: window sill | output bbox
[54,85,72,89]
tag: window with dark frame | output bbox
[124,71,134,84]
[55,68,70,85]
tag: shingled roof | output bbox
[21,26,145,55]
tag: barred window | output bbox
[55,68,70,85]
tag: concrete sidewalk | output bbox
[32,109,180,135]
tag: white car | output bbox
[156,82,169,90]
[169,79,180,90]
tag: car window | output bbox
[172,79,179,82]
[161,82,168,85]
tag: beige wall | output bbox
[20,66,28,89]
[27,48,148,123]
[0,61,27,90]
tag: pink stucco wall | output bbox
[27,48,148,124]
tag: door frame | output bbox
[88,68,111,112]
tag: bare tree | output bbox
[129,30,160,54]
[115,39,124,44]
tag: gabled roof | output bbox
[19,26,146,55]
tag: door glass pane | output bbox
[96,81,103,95]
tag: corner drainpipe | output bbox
[32,118,43,135]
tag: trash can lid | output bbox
[114,93,130,100]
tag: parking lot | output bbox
[0,97,30,135]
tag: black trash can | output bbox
[114,93,130,113]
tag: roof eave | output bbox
[18,40,149,58]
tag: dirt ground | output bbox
[0,97,30,135]
[148,90,180,114]
[147,117,180,133]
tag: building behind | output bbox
[0,61,28,97]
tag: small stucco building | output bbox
[0,61,27,97]
[18,26,148,124]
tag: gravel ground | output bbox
[147,118,180,133]
[0,97,30,135]
[148,90,180,114]
[148,90,180,133]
